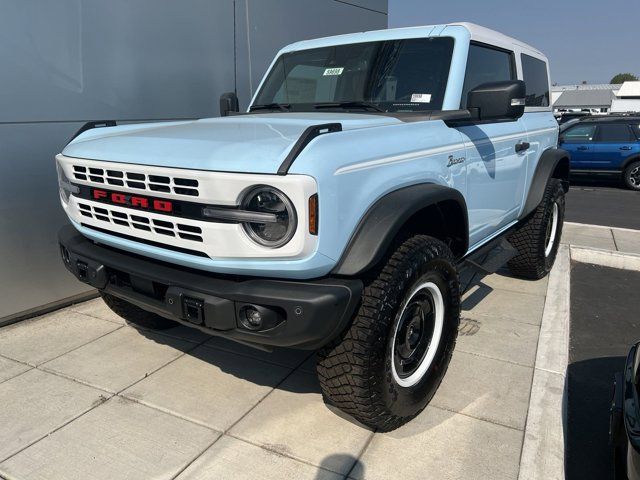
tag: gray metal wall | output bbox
[0,0,387,323]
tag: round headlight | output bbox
[241,186,297,248]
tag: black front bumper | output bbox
[58,225,362,350]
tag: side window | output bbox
[521,54,550,107]
[461,43,515,108]
[632,124,640,139]
[596,124,635,142]
[562,125,597,143]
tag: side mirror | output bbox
[467,80,526,122]
[219,92,239,117]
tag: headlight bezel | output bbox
[240,185,297,248]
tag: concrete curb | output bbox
[565,221,640,234]
[570,245,640,272]
[518,244,570,480]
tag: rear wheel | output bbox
[316,235,460,432]
[623,161,640,191]
[508,178,565,279]
[100,292,176,330]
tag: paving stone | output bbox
[70,297,123,324]
[157,324,212,344]
[230,370,373,475]
[0,310,120,365]
[563,223,614,239]
[431,350,533,430]
[560,226,616,250]
[0,397,219,480]
[0,356,31,383]
[462,285,545,326]
[71,298,211,344]
[479,271,549,296]
[203,336,312,368]
[122,346,290,431]
[176,435,341,480]
[42,327,193,393]
[351,406,522,480]
[0,369,107,462]
[296,353,317,374]
[457,316,540,367]
[612,229,640,255]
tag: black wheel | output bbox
[623,161,640,191]
[508,178,565,280]
[316,235,460,432]
[100,292,177,330]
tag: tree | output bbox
[610,73,638,84]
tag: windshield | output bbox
[253,37,454,113]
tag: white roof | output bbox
[282,22,544,59]
[616,81,640,98]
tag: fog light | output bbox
[240,306,263,330]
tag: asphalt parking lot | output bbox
[566,180,640,230]
[566,263,640,480]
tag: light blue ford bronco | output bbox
[57,23,569,431]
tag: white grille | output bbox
[72,165,199,197]
[77,202,203,243]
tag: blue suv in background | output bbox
[559,116,640,190]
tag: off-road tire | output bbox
[623,160,640,191]
[508,178,565,279]
[100,292,176,330]
[316,235,460,432]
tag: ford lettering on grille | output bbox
[92,188,173,213]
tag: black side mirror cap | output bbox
[467,80,526,121]
[219,92,239,117]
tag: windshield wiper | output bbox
[313,101,384,112]
[249,103,291,112]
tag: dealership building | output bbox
[552,81,640,113]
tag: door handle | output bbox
[577,146,589,151]
[515,141,530,153]
[620,146,632,150]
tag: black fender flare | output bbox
[331,184,469,276]
[520,148,570,219]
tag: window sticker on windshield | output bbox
[323,67,344,76]
[411,93,432,103]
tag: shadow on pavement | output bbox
[316,454,363,479]
[566,355,624,480]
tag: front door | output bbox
[590,123,640,171]
[461,120,529,248]
[559,123,597,170]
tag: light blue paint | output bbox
[62,24,559,279]
[63,114,402,174]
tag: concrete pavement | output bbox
[0,271,550,480]
[1,222,639,479]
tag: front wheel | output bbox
[623,161,640,191]
[508,178,565,280]
[316,235,460,432]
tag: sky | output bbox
[388,0,640,85]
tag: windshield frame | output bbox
[250,36,456,115]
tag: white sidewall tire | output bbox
[391,280,445,388]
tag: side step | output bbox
[458,238,518,293]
